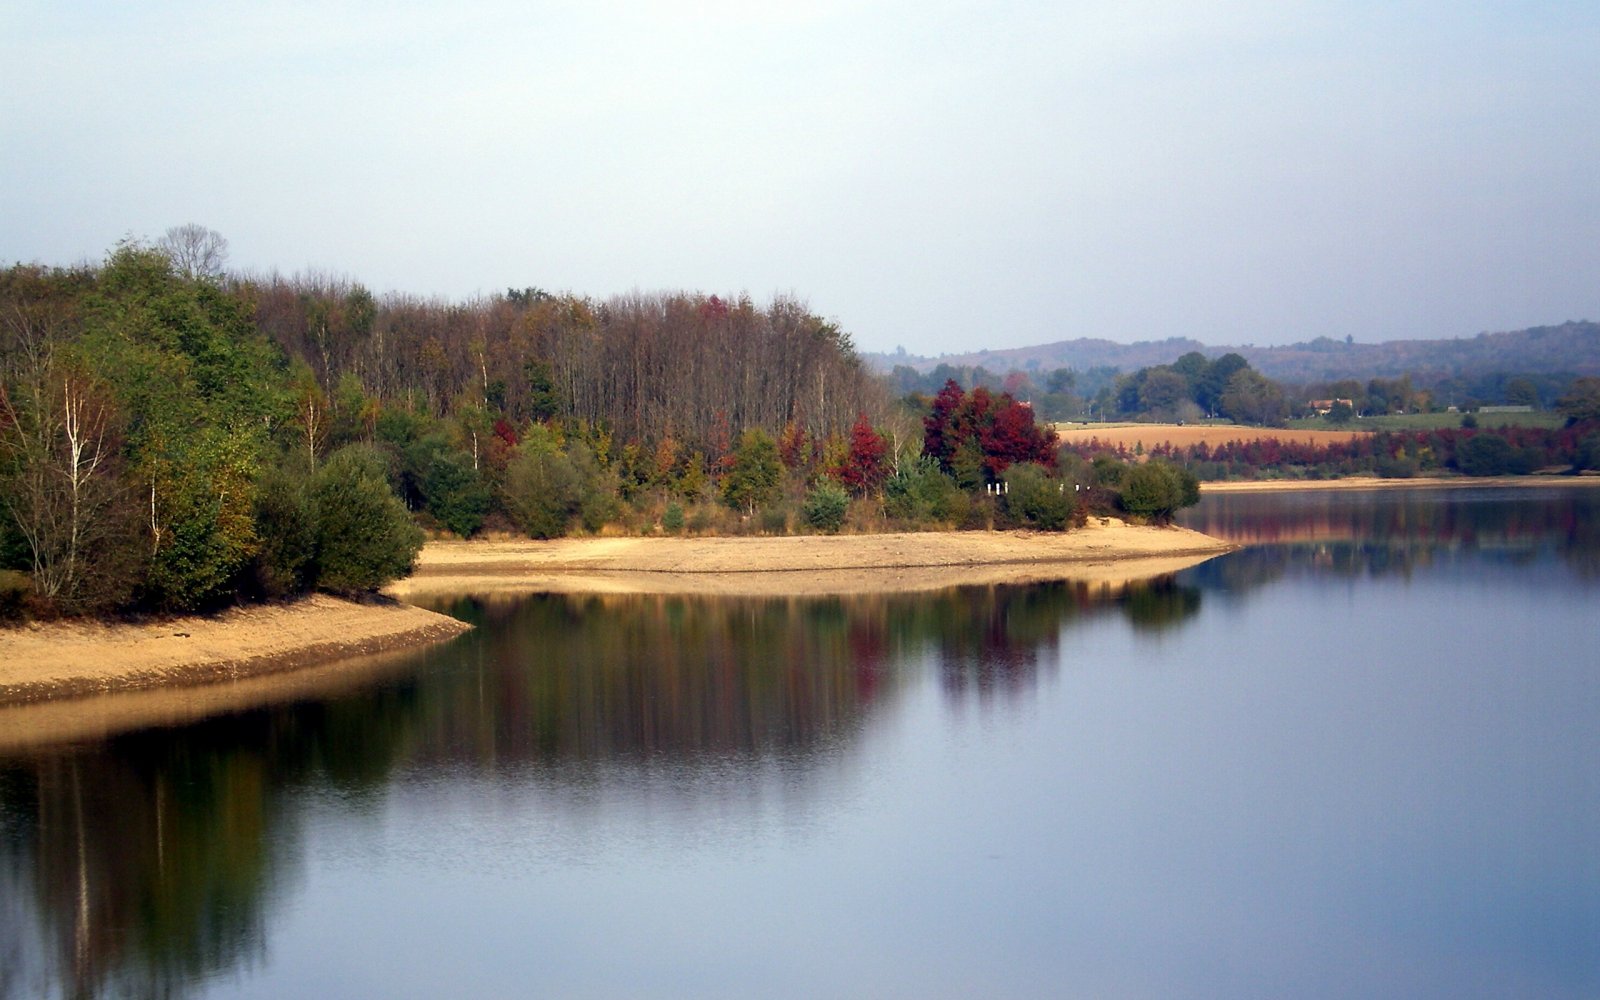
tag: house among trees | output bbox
[1307,398,1355,415]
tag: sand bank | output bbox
[388,520,1236,600]
[0,595,471,708]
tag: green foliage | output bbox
[759,505,790,534]
[1456,433,1541,476]
[1219,369,1289,426]
[883,456,963,523]
[310,445,424,594]
[1556,376,1600,425]
[662,501,685,534]
[569,442,619,533]
[504,442,580,539]
[250,464,315,599]
[1002,463,1075,531]
[422,450,490,538]
[722,428,781,514]
[1119,461,1200,523]
[802,480,850,533]
[1574,432,1600,473]
[143,429,263,611]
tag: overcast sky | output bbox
[4,1,1598,356]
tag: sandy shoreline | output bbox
[0,594,471,708]
[387,521,1237,599]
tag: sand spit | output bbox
[388,521,1236,600]
[0,594,471,708]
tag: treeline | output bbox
[1063,423,1600,481]
[7,234,1196,620]
[0,236,894,616]
[894,348,1595,426]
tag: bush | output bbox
[1002,462,1075,531]
[1119,461,1200,523]
[759,505,790,534]
[802,481,850,533]
[883,456,963,524]
[423,451,491,538]
[1457,433,1513,476]
[310,445,425,594]
[662,501,685,534]
[0,569,32,620]
[504,442,580,539]
[1575,432,1600,473]
[251,465,316,599]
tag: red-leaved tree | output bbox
[837,413,889,495]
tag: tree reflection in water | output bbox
[1180,484,1600,587]
[0,576,1201,999]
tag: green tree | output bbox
[884,456,964,523]
[310,445,424,593]
[250,463,315,599]
[802,480,850,532]
[1120,461,1200,523]
[722,428,781,514]
[422,450,491,537]
[1002,462,1074,531]
[504,430,581,539]
[1219,369,1289,426]
[1555,376,1600,425]
[1456,433,1525,476]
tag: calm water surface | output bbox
[3,486,1598,999]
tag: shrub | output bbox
[662,501,685,534]
[802,481,850,533]
[251,465,316,598]
[1002,462,1075,531]
[1119,461,1200,523]
[759,505,790,534]
[310,445,425,594]
[423,450,491,538]
[0,570,32,620]
[1457,433,1513,476]
[504,442,580,539]
[883,456,963,524]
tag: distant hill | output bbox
[868,321,1600,384]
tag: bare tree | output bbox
[0,304,128,609]
[157,223,229,280]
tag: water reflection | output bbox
[0,576,1199,999]
[1180,485,1600,587]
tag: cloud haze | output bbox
[3,0,1597,354]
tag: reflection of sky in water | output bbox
[2,488,1598,999]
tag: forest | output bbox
[0,232,1119,619]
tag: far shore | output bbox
[1201,474,1600,493]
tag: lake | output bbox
[3,485,1597,999]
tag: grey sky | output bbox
[4,1,1597,356]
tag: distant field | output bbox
[1053,423,1367,452]
[1287,411,1566,432]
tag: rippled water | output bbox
[3,485,1597,999]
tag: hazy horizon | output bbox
[5,2,1597,355]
